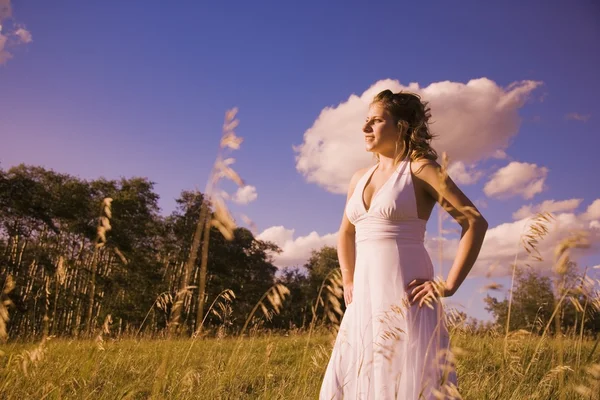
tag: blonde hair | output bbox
[370,89,438,164]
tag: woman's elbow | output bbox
[462,215,488,232]
[473,216,488,231]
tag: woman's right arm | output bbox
[338,169,365,306]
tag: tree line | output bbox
[1,163,598,340]
[0,164,347,339]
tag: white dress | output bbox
[320,158,459,400]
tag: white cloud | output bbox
[14,27,31,44]
[231,185,257,205]
[0,1,32,65]
[294,78,541,194]
[484,161,548,199]
[492,150,508,159]
[583,199,600,221]
[565,113,591,122]
[447,161,484,185]
[512,198,583,220]
[257,226,337,268]
[474,198,488,209]
[437,201,600,277]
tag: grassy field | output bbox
[0,331,598,399]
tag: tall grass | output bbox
[0,332,598,399]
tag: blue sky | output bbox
[1,0,599,321]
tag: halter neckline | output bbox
[361,158,410,213]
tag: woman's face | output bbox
[362,103,399,155]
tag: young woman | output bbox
[319,90,488,399]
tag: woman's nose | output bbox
[362,122,372,133]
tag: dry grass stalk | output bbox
[136,291,172,337]
[241,283,290,335]
[537,365,574,390]
[95,197,113,248]
[574,363,600,400]
[240,213,258,235]
[554,230,590,276]
[95,314,112,351]
[182,289,236,364]
[310,269,344,330]
[202,288,236,330]
[177,107,252,336]
[56,256,66,285]
[479,282,503,292]
[86,197,113,335]
[51,256,67,335]
[552,231,590,399]
[211,196,236,241]
[419,276,447,310]
[504,212,554,361]
[521,212,553,262]
[15,334,53,377]
[0,274,15,342]
[509,232,592,399]
[168,283,196,333]
[321,269,344,326]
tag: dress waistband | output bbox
[355,217,426,244]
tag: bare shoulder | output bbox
[409,157,453,200]
[411,157,488,226]
[350,166,371,184]
[347,166,371,196]
[410,157,441,178]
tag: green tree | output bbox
[485,268,555,333]
[484,265,600,335]
[305,246,340,294]
[273,267,312,329]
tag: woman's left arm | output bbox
[410,159,488,300]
